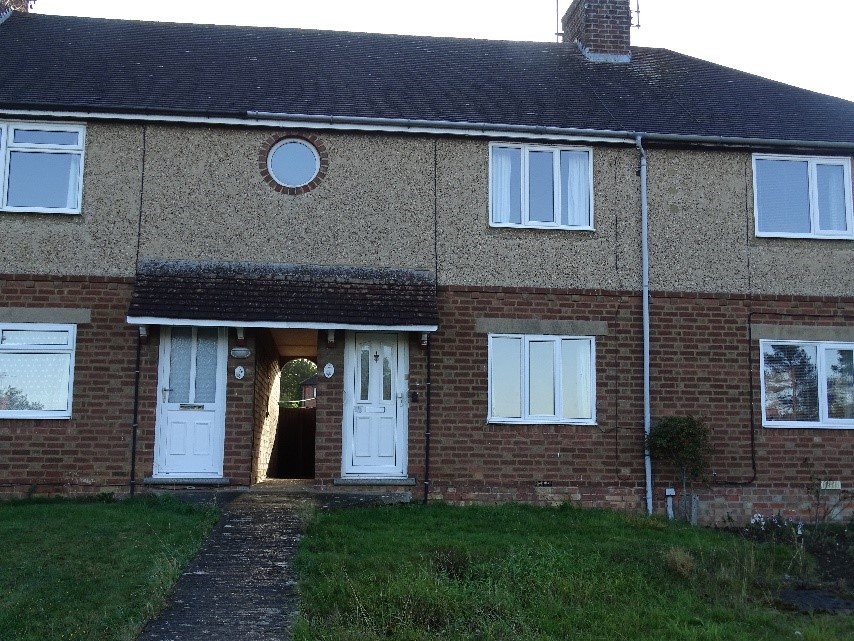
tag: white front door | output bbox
[154,327,227,478]
[342,332,408,477]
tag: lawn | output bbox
[0,494,217,641]
[294,503,853,641]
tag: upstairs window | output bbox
[0,324,76,419]
[753,154,853,239]
[761,340,854,428]
[0,122,86,214]
[488,334,595,424]
[490,143,593,230]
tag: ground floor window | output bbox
[0,323,76,419]
[761,340,854,428]
[488,334,595,424]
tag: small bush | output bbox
[646,415,711,481]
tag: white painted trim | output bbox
[752,154,854,239]
[127,316,437,332]
[487,333,597,424]
[0,323,76,420]
[759,338,854,429]
[0,108,634,145]
[488,142,594,230]
[4,107,854,151]
[341,331,409,478]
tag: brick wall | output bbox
[251,328,281,483]
[0,275,137,495]
[2,275,850,523]
[406,286,853,523]
[314,331,344,482]
[562,0,632,57]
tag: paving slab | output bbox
[137,489,408,641]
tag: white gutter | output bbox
[3,107,854,150]
[636,135,654,516]
[126,316,438,333]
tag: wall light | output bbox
[236,327,245,346]
[138,325,149,345]
[327,329,336,347]
[420,332,429,348]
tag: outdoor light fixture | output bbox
[138,325,149,345]
[327,329,336,347]
[230,347,251,359]
[236,327,245,346]
[420,332,429,348]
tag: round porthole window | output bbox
[267,138,320,188]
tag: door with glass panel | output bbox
[343,333,408,476]
[154,327,226,477]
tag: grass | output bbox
[294,503,854,641]
[0,494,217,641]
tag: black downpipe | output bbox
[423,335,432,504]
[129,332,142,496]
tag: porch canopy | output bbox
[126,259,439,332]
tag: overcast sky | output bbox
[32,0,854,102]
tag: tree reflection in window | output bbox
[762,343,819,422]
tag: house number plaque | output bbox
[323,363,334,378]
[234,365,245,380]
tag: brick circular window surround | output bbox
[258,132,329,195]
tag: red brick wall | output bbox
[411,286,853,523]
[562,0,632,56]
[252,328,281,482]
[0,275,137,495]
[314,331,344,481]
[2,276,850,523]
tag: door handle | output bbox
[161,387,173,402]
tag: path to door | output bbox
[137,487,409,641]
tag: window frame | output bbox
[0,323,77,420]
[0,121,86,215]
[488,142,594,231]
[759,339,854,429]
[487,333,596,425]
[752,153,854,239]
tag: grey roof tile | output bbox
[2,13,854,144]
[128,259,439,327]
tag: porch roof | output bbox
[126,259,438,332]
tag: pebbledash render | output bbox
[0,1,852,524]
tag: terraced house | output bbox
[0,0,851,523]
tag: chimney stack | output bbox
[562,0,632,62]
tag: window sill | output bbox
[489,222,595,232]
[1,208,81,215]
[762,423,854,430]
[755,231,853,240]
[487,418,597,426]
[0,413,71,420]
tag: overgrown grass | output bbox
[0,494,217,641]
[294,503,853,641]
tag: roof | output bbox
[127,259,439,331]
[2,12,854,145]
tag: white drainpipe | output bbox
[636,135,653,515]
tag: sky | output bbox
[31,0,854,102]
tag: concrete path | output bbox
[137,488,408,641]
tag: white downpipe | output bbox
[636,135,653,515]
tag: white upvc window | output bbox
[0,324,76,419]
[488,334,595,424]
[760,340,854,429]
[489,143,593,230]
[0,122,86,214]
[753,154,853,239]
